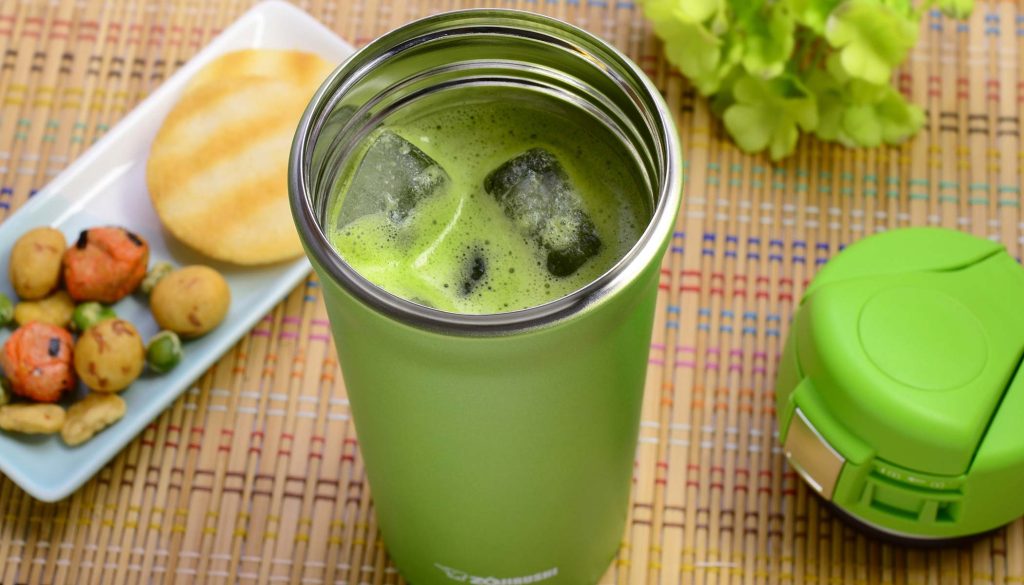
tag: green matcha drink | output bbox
[326,89,651,314]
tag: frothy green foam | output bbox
[328,92,650,314]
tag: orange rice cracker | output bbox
[0,322,75,403]
[63,227,150,303]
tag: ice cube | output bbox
[338,130,449,227]
[483,148,601,277]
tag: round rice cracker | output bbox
[147,76,313,265]
[183,49,334,99]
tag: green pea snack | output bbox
[777,227,1024,541]
[146,331,182,373]
[71,302,117,332]
[0,292,13,327]
[140,261,173,295]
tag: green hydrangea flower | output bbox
[785,0,843,33]
[740,5,796,79]
[724,74,818,160]
[645,0,968,159]
[825,0,918,85]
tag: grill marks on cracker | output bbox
[182,49,334,97]
[146,49,334,265]
[147,80,307,263]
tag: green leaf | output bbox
[709,69,741,117]
[645,0,947,158]
[645,0,724,24]
[661,20,727,94]
[814,98,844,141]
[935,0,972,19]
[724,74,817,159]
[841,104,883,146]
[785,0,842,33]
[804,69,844,141]
[825,0,918,84]
[833,91,923,148]
[646,0,741,95]
[824,51,850,83]
[680,0,725,23]
[846,78,890,104]
[879,0,914,17]
[806,67,923,147]
[876,87,924,143]
[741,5,796,79]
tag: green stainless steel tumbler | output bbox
[289,10,682,584]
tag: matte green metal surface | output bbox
[310,252,660,583]
[777,227,1024,539]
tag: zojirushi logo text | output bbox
[435,563,559,584]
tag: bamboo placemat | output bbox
[0,0,1021,583]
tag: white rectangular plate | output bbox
[0,0,354,502]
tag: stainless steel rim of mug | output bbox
[289,8,682,335]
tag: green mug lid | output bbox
[792,227,1024,477]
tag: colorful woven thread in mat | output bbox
[0,0,1023,583]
